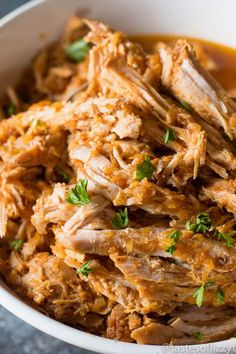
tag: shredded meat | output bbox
[1,16,236,345]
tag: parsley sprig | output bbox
[164,229,182,255]
[180,100,193,112]
[193,281,214,307]
[9,239,24,251]
[216,288,224,305]
[215,230,234,248]
[7,102,16,117]
[163,128,176,144]
[186,213,213,234]
[135,156,155,181]
[112,207,129,229]
[66,179,90,205]
[65,39,90,62]
[77,260,93,277]
[187,213,235,248]
[194,332,204,341]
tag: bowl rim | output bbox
[0,0,47,28]
[1,280,235,354]
[0,1,236,353]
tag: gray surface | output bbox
[0,1,96,353]
[0,306,94,354]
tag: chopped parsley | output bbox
[66,179,90,205]
[180,100,193,112]
[194,332,204,341]
[135,156,155,181]
[163,128,176,144]
[216,288,224,305]
[9,239,24,251]
[215,230,234,248]
[164,229,181,255]
[65,39,90,62]
[77,261,93,277]
[7,102,16,117]
[193,281,214,307]
[112,207,129,229]
[186,212,213,234]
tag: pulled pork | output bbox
[1,17,236,345]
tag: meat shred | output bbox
[1,17,236,345]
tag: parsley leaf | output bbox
[163,128,176,144]
[194,332,204,340]
[66,179,90,205]
[180,100,193,112]
[112,207,129,229]
[9,239,24,251]
[217,288,224,305]
[164,229,181,255]
[167,229,182,241]
[215,230,234,248]
[7,103,16,117]
[164,243,176,255]
[65,39,90,62]
[135,156,155,181]
[186,212,212,234]
[193,284,205,307]
[193,281,214,307]
[77,261,93,277]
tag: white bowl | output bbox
[1,0,236,353]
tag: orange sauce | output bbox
[131,35,236,95]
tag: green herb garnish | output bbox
[135,156,155,181]
[66,179,90,205]
[193,284,206,307]
[7,103,16,117]
[164,243,176,255]
[193,281,214,307]
[9,239,24,251]
[217,288,224,305]
[112,207,129,229]
[77,261,93,277]
[65,39,90,62]
[194,332,204,341]
[163,128,176,144]
[186,212,213,234]
[215,230,234,248]
[180,100,193,112]
[164,229,181,255]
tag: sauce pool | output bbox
[131,35,236,95]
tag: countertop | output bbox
[0,1,95,353]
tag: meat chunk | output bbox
[202,179,236,214]
[158,40,236,140]
[106,304,134,342]
[4,252,110,328]
[132,322,183,345]
[171,315,236,343]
